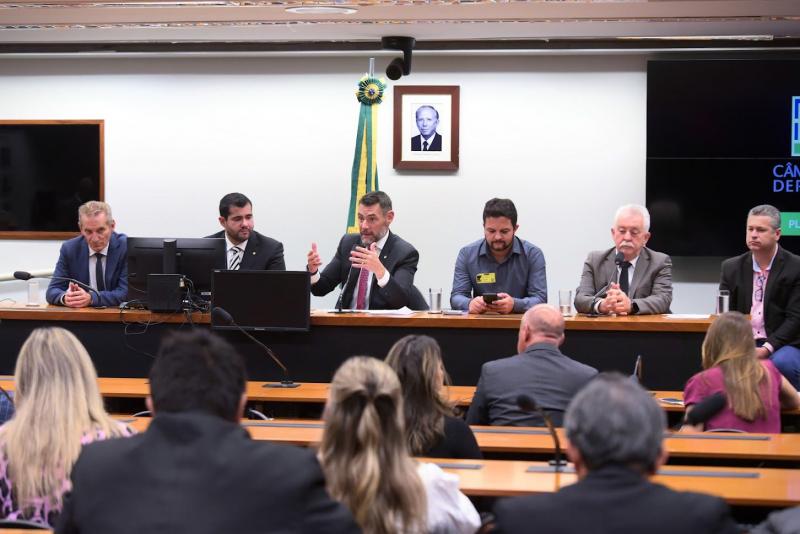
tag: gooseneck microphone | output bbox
[211,306,300,389]
[682,392,727,428]
[334,242,362,313]
[517,394,567,472]
[613,251,625,285]
[14,271,101,300]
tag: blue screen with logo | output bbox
[646,59,800,256]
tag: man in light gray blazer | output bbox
[466,304,597,427]
[574,204,672,315]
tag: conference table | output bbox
[0,306,713,389]
[117,416,800,506]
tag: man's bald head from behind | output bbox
[517,304,565,353]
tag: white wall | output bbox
[0,53,720,312]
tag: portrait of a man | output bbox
[410,105,442,151]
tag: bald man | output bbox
[466,304,598,427]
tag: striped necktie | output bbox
[229,246,243,270]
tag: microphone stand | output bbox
[518,395,568,472]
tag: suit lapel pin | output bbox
[252,251,256,255]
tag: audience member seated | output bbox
[466,304,597,426]
[57,329,359,534]
[0,327,132,528]
[493,373,740,534]
[319,356,481,534]
[386,335,482,459]
[683,311,800,433]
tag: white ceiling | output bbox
[0,0,799,47]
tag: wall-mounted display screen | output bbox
[0,121,103,237]
[646,60,800,256]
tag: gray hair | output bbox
[77,200,113,226]
[565,373,665,472]
[614,204,650,232]
[415,105,439,120]
[748,204,781,231]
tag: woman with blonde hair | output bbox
[386,335,481,459]
[0,327,133,526]
[684,311,800,432]
[319,356,480,534]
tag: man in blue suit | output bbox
[46,201,127,308]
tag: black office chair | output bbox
[408,286,430,311]
[0,519,50,530]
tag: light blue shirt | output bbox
[450,237,547,312]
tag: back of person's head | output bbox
[483,198,517,226]
[519,304,565,348]
[149,329,246,422]
[565,373,665,474]
[385,335,453,455]
[320,356,426,534]
[701,311,768,421]
[3,327,122,507]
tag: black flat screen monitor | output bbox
[127,237,225,299]
[646,59,800,256]
[211,270,311,332]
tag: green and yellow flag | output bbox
[346,75,386,234]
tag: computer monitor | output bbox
[211,270,311,332]
[127,237,226,300]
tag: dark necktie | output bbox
[619,261,631,294]
[94,252,106,291]
[423,140,429,151]
[355,268,370,310]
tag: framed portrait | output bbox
[393,85,459,171]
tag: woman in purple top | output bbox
[0,327,133,527]
[684,312,800,433]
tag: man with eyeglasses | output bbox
[721,204,800,389]
[574,204,672,315]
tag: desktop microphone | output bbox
[14,271,101,300]
[683,392,727,428]
[334,242,362,313]
[613,251,625,284]
[517,394,567,472]
[211,306,300,389]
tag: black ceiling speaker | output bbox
[381,36,415,80]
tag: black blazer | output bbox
[311,231,421,310]
[411,134,443,151]
[721,246,800,350]
[494,465,739,534]
[422,416,482,460]
[206,230,285,271]
[56,412,360,534]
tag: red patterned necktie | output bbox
[355,267,370,310]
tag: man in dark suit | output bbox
[466,304,597,426]
[56,329,359,534]
[46,201,127,307]
[493,373,739,534]
[721,204,800,388]
[410,105,443,151]
[306,190,423,310]
[574,204,672,315]
[207,192,285,271]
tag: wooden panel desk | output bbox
[427,458,800,507]
[0,306,712,389]
[122,417,800,463]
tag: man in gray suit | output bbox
[466,304,597,426]
[574,204,672,315]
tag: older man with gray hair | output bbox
[574,204,672,315]
[493,373,739,534]
[721,204,800,389]
[465,304,597,427]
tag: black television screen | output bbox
[127,237,226,300]
[211,270,310,332]
[646,59,800,256]
[0,121,103,236]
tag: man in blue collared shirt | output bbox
[450,198,547,314]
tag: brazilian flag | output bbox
[346,76,386,234]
